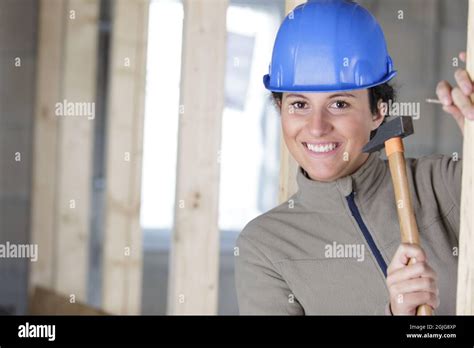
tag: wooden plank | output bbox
[101,0,149,315]
[167,0,227,315]
[30,0,99,301]
[29,0,65,293]
[285,0,307,13]
[30,0,99,304]
[28,286,108,315]
[279,138,299,203]
[457,0,474,315]
[53,0,100,302]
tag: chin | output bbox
[304,164,344,182]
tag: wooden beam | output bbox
[279,0,306,203]
[28,286,108,315]
[101,0,149,315]
[30,0,99,304]
[30,0,65,293]
[54,0,99,302]
[457,0,474,315]
[279,138,299,203]
[167,0,227,315]
[285,0,307,13]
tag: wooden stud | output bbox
[30,0,65,293]
[30,0,99,304]
[167,0,227,315]
[285,0,307,12]
[54,0,99,302]
[101,0,149,315]
[28,286,108,315]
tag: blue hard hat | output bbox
[263,0,397,92]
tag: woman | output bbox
[235,0,473,315]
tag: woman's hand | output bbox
[436,51,474,135]
[386,243,439,315]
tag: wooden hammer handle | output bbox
[386,137,433,316]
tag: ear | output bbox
[371,99,386,130]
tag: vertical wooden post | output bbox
[30,0,65,292]
[279,0,306,203]
[167,0,227,315]
[101,0,149,315]
[54,0,99,302]
[30,0,99,303]
[457,0,474,315]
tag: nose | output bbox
[307,110,333,137]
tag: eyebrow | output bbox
[328,93,356,98]
[285,93,308,99]
[284,92,356,99]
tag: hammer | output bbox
[362,116,433,316]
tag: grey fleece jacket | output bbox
[235,152,461,315]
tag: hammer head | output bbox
[362,116,414,153]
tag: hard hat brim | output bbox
[263,70,397,93]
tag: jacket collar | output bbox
[295,151,387,212]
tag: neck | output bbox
[304,152,370,182]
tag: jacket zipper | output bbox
[346,191,388,277]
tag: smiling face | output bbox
[279,89,385,182]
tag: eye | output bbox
[330,100,350,109]
[290,101,308,109]
[286,100,311,115]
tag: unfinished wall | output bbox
[360,0,468,157]
[0,0,38,314]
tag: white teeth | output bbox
[306,142,338,153]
